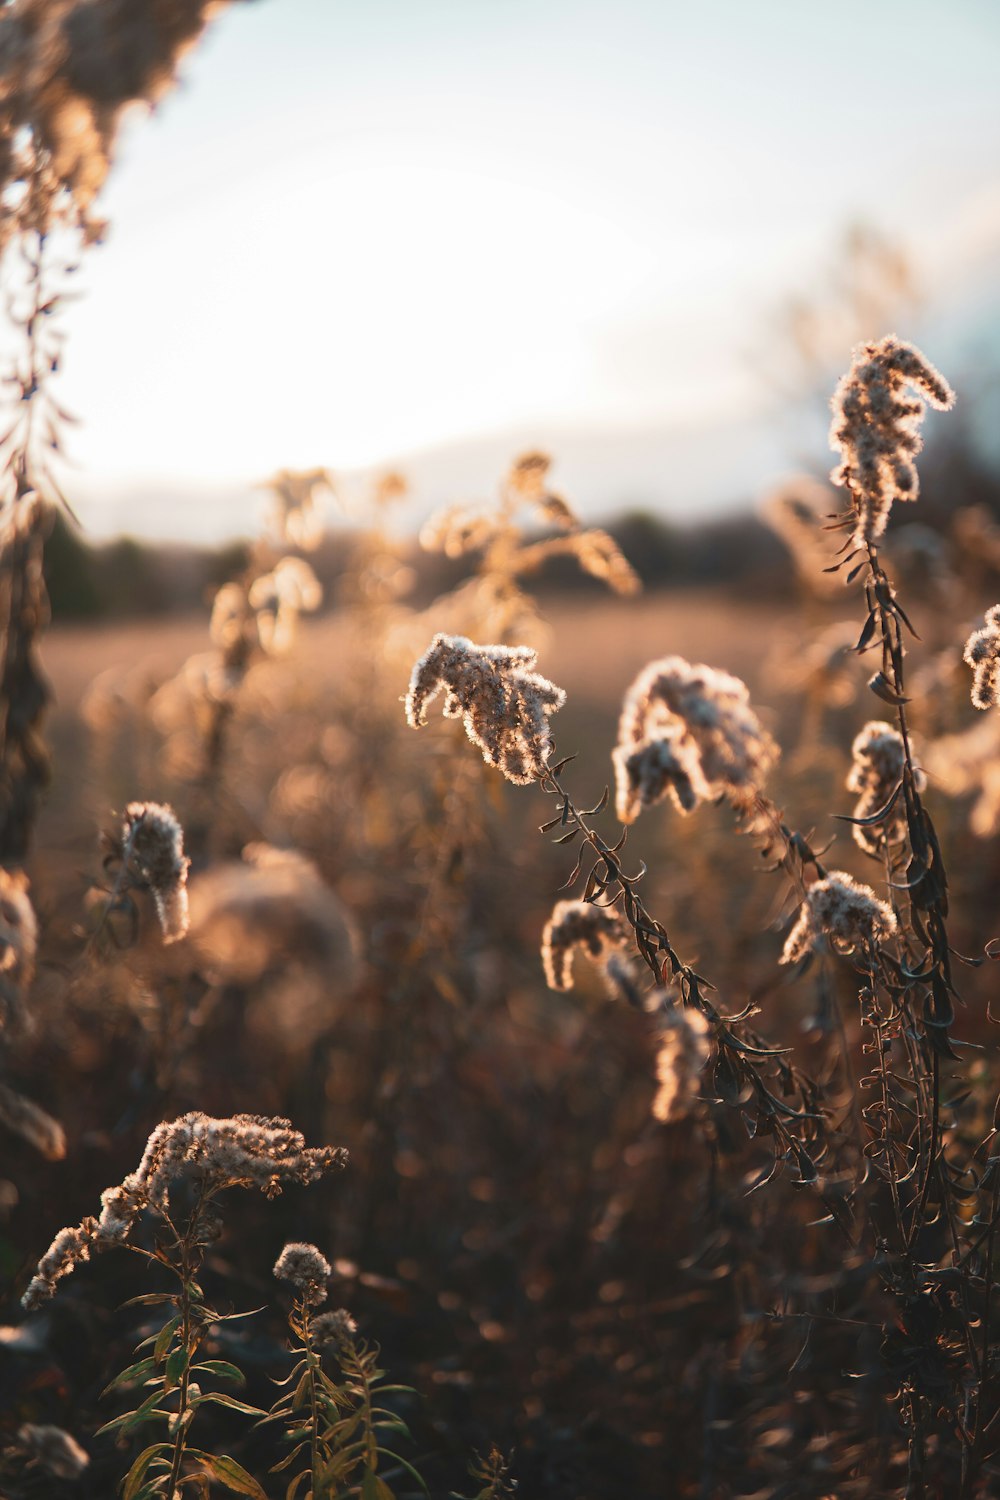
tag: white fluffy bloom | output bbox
[846,721,923,855]
[613,656,777,822]
[122,801,190,942]
[23,1113,347,1310]
[829,336,954,548]
[405,634,565,785]
[781,872,897,965]
[963,606,1000,712]
[540,899,629,991]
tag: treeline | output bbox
[44,434,1000,621]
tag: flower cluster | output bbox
[651,1006,711,1124]
[274,1240,332,1308]
[23,1112,347,1309]
[963,606,1000,711]
[311,1307,358,1353]
[122,800,190,942]
[846,721,923,855]
[405,634,566,785]
[541,899,629,991]
[612,656,777,823]
[781,872,897,965]
[829,336,955,548]
[0,866,37,1035]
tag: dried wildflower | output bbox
[781,872,897,965]
[613,656,777,822]
[261,467,332,550]
[829,336,954,548]
[963,606,1000,711]
[21,1217,99,1310]
[16,1423,89,1479]
[122,800,190,942]
[508,450,553,503]
[311,1307,358,1353]
[23,1112,347,1309]
[0,866,37,1035]
[419,505,498,558]
[210,580,256,663]
[248,557,323,655]
[506,451,579,531]
[601,949,646,1008]
[0,1082,65,1160]
[0,0,235,247]
[567,529,640,596]
[405,634,565,785]
[274,1240,332,1307]
[847,721,924,854]
[651,1006,711,1123]
[541,899,629,991]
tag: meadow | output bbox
[4,5,1000,1496]
[4,419,1000,1498]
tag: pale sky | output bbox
[24,0,1000,540]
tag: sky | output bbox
[23,0,1000,541]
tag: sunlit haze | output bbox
[33,0,1000,541]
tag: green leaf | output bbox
[269,1439,309,1474]
[121,1292,176,1310]
[102,1357,156,1397]
[154,1315,182,1363]
[120,1443,170,1500]
[290,1369,314,1412]
[195,1454,268,1498]
[375,1416,413,1441]
[190,1392,267,1417]
[191,1360,245,1386]
[96,1388,173,1437]
[164,1347,189,1393]
[377,1448,430,1498]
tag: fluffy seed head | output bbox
[405,634,565,785]
[541,900,629,991]
[613,656,777,823]
[23,1113,347,1309]
[963,606,1000,711]
[781,872,897,965]
[651,1007,711,1123]
[829,336,954,549]
[274,1241,332,1306]
[311,1307,358,1353]
[122,801,190,942]
[846,721,924,855]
